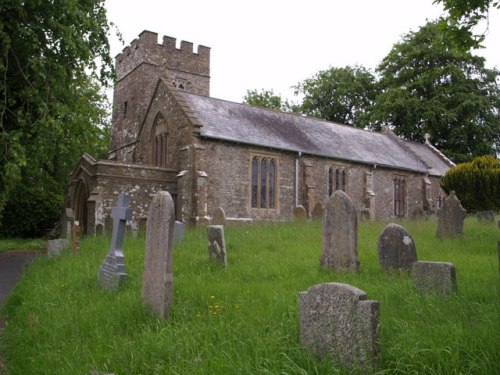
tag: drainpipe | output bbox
[295,152,301,206]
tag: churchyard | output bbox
[1,209,498,374]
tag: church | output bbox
[65,31,454,234]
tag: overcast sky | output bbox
[105,0,499,103]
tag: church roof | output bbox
[173,90,452,176]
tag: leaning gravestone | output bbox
[299,282,379,371]
[97,193,132,292]
[436,191,466,238]
[212,207,226,225]
[320,190,359,272]
[293,205,307,222]
[142,191,175,319]
[207,225,227,266]
[412,261,457,296]
[378,223,417,271]
[311,202,324,221]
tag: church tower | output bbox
[109,31,210,162]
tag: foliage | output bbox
[434,0,500,49]
[294,65,378,127]
[243,88,298,112]
[2,220,499,374]
[371,19,500,163]
[0,0,114,235]
[440,155,500,211]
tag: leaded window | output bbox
[251,155,278,209]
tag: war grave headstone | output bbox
[436,191,466,238]
[47,239,68,258]
[293,205,308,222]
[97,193,132,292]
[412,261,457,296]
[299,282,379,371]
[207,225,227,266]
[173,221,185,245]
[320,190,359,272]
[212,207,226,225]
[142,191,175,319]
[378,223,417,271]
[311,202,324,221]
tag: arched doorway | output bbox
[73,180,89,234]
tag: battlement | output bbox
[115,30,210,80]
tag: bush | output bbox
[440,155,499,212]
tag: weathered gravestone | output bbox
[62,207,74,240]
[47,239,68,258]
[436,191,466,238]
[311,202,324,221]
[299,282,379,371]
[71,221,81,253]
[320,190,359,272]
[378,223,417,271]
[97,193,132,291]
[293,205,308,222]
[207,225,227,266]
[412,261,457,296]
[212,207,226,225]
[142,191,175,319]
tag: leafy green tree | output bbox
[440,155,499,212]
[0,0,114,236]
[294,66,378,127]
[434,0,500,48]
[243,89,298,112]
[371,20,500,162]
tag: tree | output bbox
[243,89,297,112]
[434,0,500,48]
[370,19,500,163]
[294,66,378,127]
[0,0,114,236]
[440,155,499,212]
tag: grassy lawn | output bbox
[0,218,498,374]
[0,238,46,254]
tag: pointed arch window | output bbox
[151,113,168,167]
[250,155,278,209]
[394,176,406,217]
[328,168,333,196]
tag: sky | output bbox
[105,0,500,104]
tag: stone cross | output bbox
[142,191,175,319]
[377,223,417,271]
[97,193,132,291]
[436,191,466,238]
[412,261,457,296]
[299,282,379,371]
[320,190,359,272]
[207,225,227,266]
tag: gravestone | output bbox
[207,225,227,266]
[476,210,495,222]
[97,193,132,292]
[377,223,417,271]
[71,221,80,253]
[213,207,226,225]
[63,207,74,240]
[173,221,185,245]
[293,205,307,222]
[47,239,68,258]
[142,191,175,319]
[299,282,379,371]
[436,191,466,238]
[320,190,359,272]
[311,202,324,221]
[412,261,457,296]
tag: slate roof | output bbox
[173,89,452,176]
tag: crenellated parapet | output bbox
[115,30,210,81]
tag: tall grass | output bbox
[1,218,498,374]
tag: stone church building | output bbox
[66,31,453,234]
